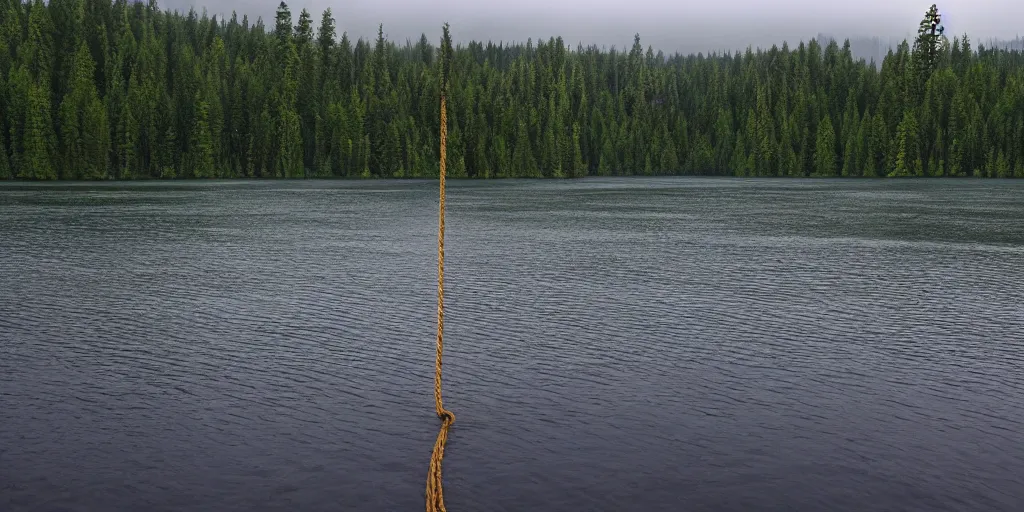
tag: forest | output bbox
[1,0,1023,180]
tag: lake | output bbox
[1,178,1023,511]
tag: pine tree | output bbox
[981,147,996,178]
[892,110,920,177]
[0,135,10,179]
[0,1,1021,182]
[513,119,539,178]
[754,86,774,176]
[188,96,216,178]
[277,108,303,178]
[59,43,109,180]
[313,113,331,177]
[598,132,615,176]
[317,9,335,72]
[19,82,56,180]
[569,122,587,177]
[274,2,292,50]
[359,134,371,178]
[82,100,109,179]
[777,120,798,177]
[797,127,812,177]
[384,121,403,178]
[473,131,490,178]
[115,95,137,179]
[859,110,877,177]
[21,0,54,83]
[731,131,749,176]
[814,115,836,176]
[948,135,964,177]
[659,138,678,175]
[294,8,313,48]
[841,128,857,177]
[275,36,303,178]
[542,95,561,177]
[840,93,859,176]
[912,4,946,98]
[157,123,177,179]
[7,70,29,174]
[995,150,1011,178]
[255,107,274,178]
[492,135,510,178]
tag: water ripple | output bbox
[1,178,1023,512]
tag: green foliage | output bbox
[913,4,946,98]
[0,0,1023,180]
[22,0,54,82]
[59,43,109,180]
[814,115,837,176]
[0,134,10,179]
[892,110,921,177]
[996,150,1011,178]
[187,96,216,178]
[19,80,57,180]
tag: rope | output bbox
[426,23,454,512]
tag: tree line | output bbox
[1,0,1023,180]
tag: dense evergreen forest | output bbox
[1,0,1023,180]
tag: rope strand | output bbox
[426,23,454,512]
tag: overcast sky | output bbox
[176,0,1022,54]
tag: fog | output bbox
[170,0,1021,55]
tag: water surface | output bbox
[2,178,1023,511]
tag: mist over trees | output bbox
[1,0,1022,180]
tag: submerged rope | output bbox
[426,23,455,512]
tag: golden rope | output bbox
[426,23,454,512]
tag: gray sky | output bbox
[181,0,1022,54]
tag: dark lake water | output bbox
[2,178,1023,512]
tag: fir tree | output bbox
[892,110,920,177]
[0,135,10,179]
[814,115,837,176]
[188,96,216,178]
[0,0,1021,181]
[19,82,56,179]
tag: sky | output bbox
[174,0,1023,55]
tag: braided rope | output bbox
[426,24,454,512]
